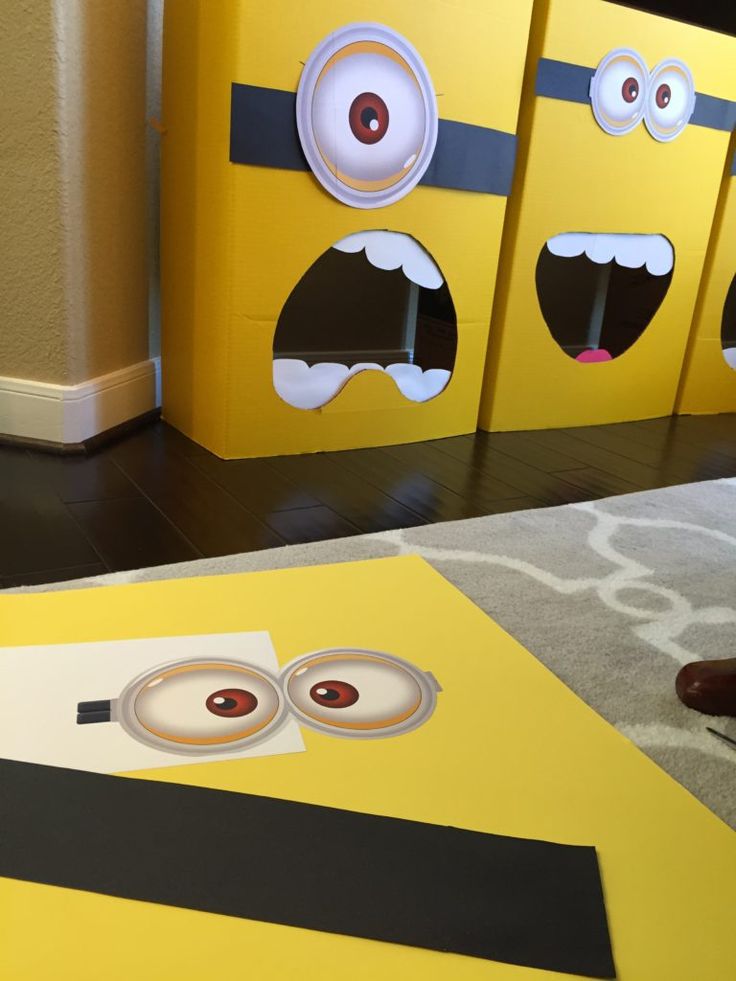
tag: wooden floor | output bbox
[1,413,734,589]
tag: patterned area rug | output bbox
[10,478,736,827]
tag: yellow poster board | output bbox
[677,141,736,414]
[478,0,736,432]
[1,555,734,980]
[161,1,533,458]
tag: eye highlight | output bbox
[128,661,283,750]
[296,23,438,208]
[590,48,648,136]
[283,649,439,737]
[645,60,695,142]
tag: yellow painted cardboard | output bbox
[1,555,735,980]
[478,0,736,432]
[676,139,736,414]
[160,1,533,458]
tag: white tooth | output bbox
[546,233,588,258]
[546,232,673,276]
[309,362,350,378]
[333,230,443,290]
[348,362,384,375]
[273,360,349,410]
[645,236,674,276]
[386,363,451,402]
[587,234,616,265]
[273,358,309,378]
[274,360,451,408]
[723,347,736,370]
[385,362,422,381]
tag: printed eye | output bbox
[133,662,282,747]
[284,649,438,736]
[590,48,648,136]
[645,60,695,142]
[296,23,438,208]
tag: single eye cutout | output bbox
[645,60,695,142]
[283,648,440,738]
[120,660,285,754]
[590,48,648,136]
[296,23,438,208]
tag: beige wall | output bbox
[0,0,151,386]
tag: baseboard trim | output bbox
[0,358,161,446]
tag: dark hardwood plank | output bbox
[67,499,200,572]
[380,440,523,504]
[30,451,138,503]
[1,563,108,589]
[269,454,427,533]
[440,431,588,474]
[110,434,284,555]
[266,505,360,545]
[519,429,666,489]
[330,447,493,522]
[609,419,736,479]
[554,467,643,498]
[191,454,322,516]
[635,414,736,464]
[0,451,104,576]
[428,434,596,505]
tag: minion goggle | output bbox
[77,648,441,754]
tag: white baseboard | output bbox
[0,357,161,445]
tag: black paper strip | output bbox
[535,57,592,105]
[731,147,736,176]
[229,83,517,197]
[535,57,736,133]
[0,758,616,978]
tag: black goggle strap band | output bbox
[0,757,616,979]
[535,57,736,132]
[229,83,518,197]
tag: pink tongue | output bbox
[576,349,613,363]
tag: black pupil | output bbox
[216,697,237,710]
[319,688,340,701]
[628,83,637,97]
[360,107,378,129]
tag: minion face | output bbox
[478,0,736,431]
[161,1,534,457]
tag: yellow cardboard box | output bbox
[479,0,736,432]
[677,140,736,414]
[161,1,533,457]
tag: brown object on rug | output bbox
[676,658,736,717]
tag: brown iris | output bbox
[205,688,258,717]
[621,77,639,103]
[309,680,360,708]
[656,83,671,109]
[349,92,389,145]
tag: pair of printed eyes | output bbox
[591,49,695,141]
[297,27,697,209]
[131,652,429,747]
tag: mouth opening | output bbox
[273,231,457,409]
[721,272,736,371]
[536,233,674,363]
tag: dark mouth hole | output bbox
[721,272,736,370]
[273,246,457,372]
[536,246,673,362]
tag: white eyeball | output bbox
[283,649,440,738]
[120,660,285,753]
[296,23,438,208]
[590,48,648,136]
[645,60,695,142]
